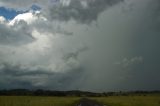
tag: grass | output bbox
[92,94,160,106]
[0,96,80,106]
[0,94,160,106]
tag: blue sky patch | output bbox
[0,5,41,20]
[0,7,24,20]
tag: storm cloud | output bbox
[0,62,85,90]
[48,0,123,24]
[0,19,34,45]
[0,0,160,91]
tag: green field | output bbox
[0,95,160,106]
[92,95,160,106]
[0,96,80,106]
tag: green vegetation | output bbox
[92,95,160,106]
[0,94,160,106]
[0,96,80,106]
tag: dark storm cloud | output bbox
[0,21,34,45]
[49,0,123,23]
[0,62,53,76]
[0,0,45,10]
[115,56,143,68]
[0,0,160,91]
[63,46,89,61]
[0,62,85,90]
[46,67,86,90]
[109,0,160,90]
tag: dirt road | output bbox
[76,98,105,106]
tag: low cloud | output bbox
[115,56,143,68]
[0,22,34,45]
[0,62,85,90]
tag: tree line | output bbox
[0,89,159,96]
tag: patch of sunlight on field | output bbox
[0,96,80,106]
[92,95,160,106]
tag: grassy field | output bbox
[0,96,80,106]
[0,94,160,106]
[92,94,160,106]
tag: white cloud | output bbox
[9,11,46,26]
[0,10,51,46]
[0,16,6,24]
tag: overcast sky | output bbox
[0,0,160,92]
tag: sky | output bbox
[0,0,160,92]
